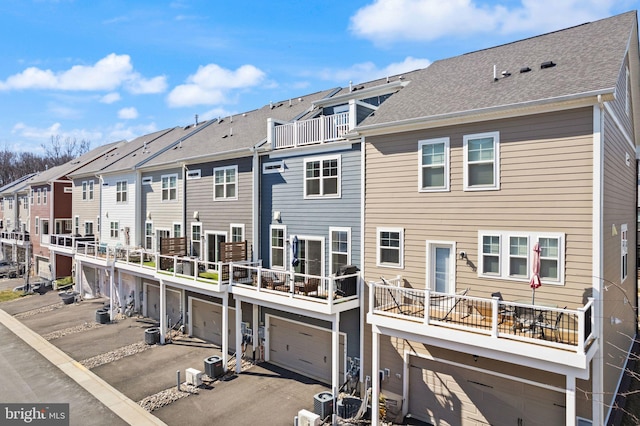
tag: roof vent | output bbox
[501,71,511,77]
[520,67,532,73]
[540,61,556,69]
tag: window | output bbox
[270,225,286,269]
[43,188,47,204]
[74,216,80,235]
[41,220,49,236]
[88,181,94,200]
[191,223,202,258]
[213,166,237,200]
[84,221,93,236]
[173,223,182,238]
[116,181,127,203]
[36,189,41,205]
[186,170,201,180]
[377,227,403,268]
[330,227,351,274]
[82,182,87,201]
[30,189,34,205]
[161,174,178,201]
[96,216,100,234]
[110,221,119,239]
[464,132,500,190]
[8,198,13,209]
[35,217,39,235]
[231,224,244,242]
[145,221,153,250]
[304,156,340,198]
[621,224,628,281]
[419,138,449,191]
[478,231,564,284]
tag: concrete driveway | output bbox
[0,283,332,425]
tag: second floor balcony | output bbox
[50,234,95,254]
[268,112,351,150]
[368,277,596,371]
[0,230,30,243]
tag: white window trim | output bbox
[191,222,203,259]
[43,188,47,204]
[477,230,565,285]
[329,227,351,274]
[418,137,450,192]
[213,165,238,201]
[161,173,178,202]
[186,169,201,180]
[82,182,88,201]
[463,131,500,191]
[37,189,41,205]
[88,180,94,200]
[621,223,628,282]
[35,216,39,235]
[270,225,287,270]
[110,221,119,239]
[84,221,94,236]
[293,234,326,277]
[376,227,404,269]
[172,222,182,238]
[425,240,457,293]
[263,160,285,174]
[74,215,80,235]
[145,220,154,251]
[116,180,128,204]
[230,223,245,242]
[303,155,342,199]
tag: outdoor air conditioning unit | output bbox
[297,409,321,426]
[314,392,333,419]
[185,368,203,387]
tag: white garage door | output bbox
[408,356,565,426]
[268,316,345,385]
[145,283,182,325]
[190,298,236,348]
[37,257,52,280]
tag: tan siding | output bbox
[364,108,594,310]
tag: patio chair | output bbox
[537,307,566,342]
[491,292,516,324]
[439,288,470,321]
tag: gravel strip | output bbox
[138,383,199,412]
[80,341,155,369]
[42,322,103,341]
[14,302,64,319]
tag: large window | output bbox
[191,223,202,258]
[116,181,127,203]
[84,221,93,236]
[161,174,178,201]
[213,166,237,200]
[145,221,153,250]
[377,227,403,268]
[270,225,286,269]
[304,155,340,198]
[478,231,564,284]
[419,138,449,191]
[330,227,351,274]
[464,132,500,190]
[621,224,628,281]
[110,221,119,239]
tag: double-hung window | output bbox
[330,227,350,274]
[36,189,41,205]
[161,174,178,201]
[82,182,88,201]
[88,181,94,200]
[231,224,244,242]
[191,224,202,258]
[464,131,500,190]
[377,227,403,268]
[116,181,127,203]
[213,166,237,200]
[270,225,286,269]
[419,138,449,191]
[478,231,563,284]
[43,188,47,204]
[304,155,340,198]
[621,224,628,281]
[145,222,153,250]
[110,221,119,239]
[84,221,93,236]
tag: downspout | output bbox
[592,96,605,426]
[49,181,55,280]
[251,147,259,262]
[359,136,365,387]
[181,163,187,240]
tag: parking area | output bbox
[0,281,332,425]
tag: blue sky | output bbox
[0,0,637,154]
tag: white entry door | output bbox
[427,241,455,294]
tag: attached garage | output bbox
[407,356,565,426]
[189,297,236,349]
[144,282,182,325]
[267,316,345,385]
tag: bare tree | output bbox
[41,135,91,166]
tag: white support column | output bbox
[235,297,243,374]
[332,315,340,426]
[117,269,122,313]
[252,304,259,360]
[372,330,380,426]
[159,280,166,344]
[109,265,115,321]
[222,293,229,370]
[566,374,576,426]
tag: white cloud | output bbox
[101,92,121,104]
[118,107,139,120]
[350,0,620,43]
[11,122,102,145]
[106,122,159,142]
[0,53,167,95]
[167,63,265,107]
[318,56,431,84]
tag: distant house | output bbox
[358,11,639,426]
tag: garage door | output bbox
[190,298,236,348]
[37,257,52,280]
[145,283,182,325]
[408,356,565,426]
[269,317,345,385]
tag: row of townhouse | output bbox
[1,11,638,425]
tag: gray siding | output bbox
[72,177,100,235]
[141,167,183,239]
[260,143,362,273]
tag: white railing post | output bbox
[491,297,499,338]
[577,308,585,354]
[369,282,375,314]
[425,289,431,324]
[267,118,274,147]
[256,266,262,291]
[328,277,334,305]
[293,121,299,147]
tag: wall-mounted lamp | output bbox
[146,211,151,220]
[273,211,281,222]
[193,211,199,221]
[459,251,467,260]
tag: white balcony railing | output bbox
[271,112,350,149]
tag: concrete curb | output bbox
[0,308,167,426]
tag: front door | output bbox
[428,242,455,294]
